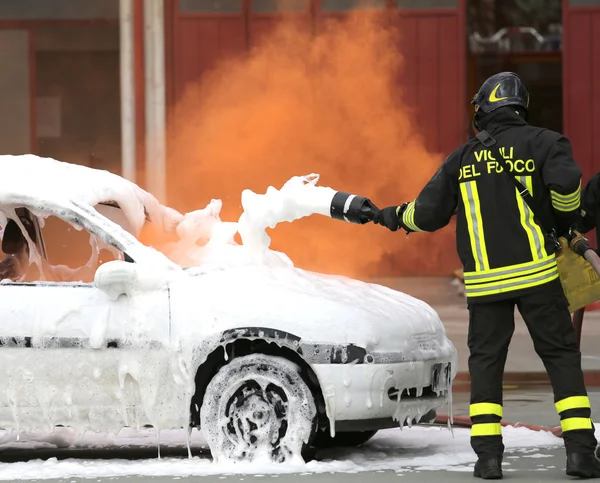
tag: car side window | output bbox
[0,218,28,282]
[40,215,125,283]
[0,214,125,284]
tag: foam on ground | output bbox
[0,423,569,480]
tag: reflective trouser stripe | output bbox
[551,182,581,212]
[561,418,594,432]
[556,396,591,413]
[515,175,547,260]
[470,403,503,418]
[555,395,594,432]
[464,265,559,297]
[460,180,489,272]
[401,201,422,232]
[471,423,502,437]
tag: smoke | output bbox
[165,10,459,278]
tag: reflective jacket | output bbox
[402,107,582,303]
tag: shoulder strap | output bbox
[475,130,557,237]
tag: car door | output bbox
[0,213,171,432]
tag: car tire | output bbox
[311,429,378,449]
[200,354,317,463]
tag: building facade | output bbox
[0,0,598,273]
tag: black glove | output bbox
[374,203,410,232]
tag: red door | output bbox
[249,0,311,47]
[392,0,466,276]
[393,0,466,155]
[170,0,249,104]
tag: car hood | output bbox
[171,264,450,354]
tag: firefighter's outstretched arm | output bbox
[540,136,582,235]
[374,150,461,233]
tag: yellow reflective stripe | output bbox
[550,182,581,202]
[555,396,591,414]
[401,201,423,232]
[465,266,559,297]
[463,254,556,283]
[551,192,580,203]
[551,183,581,212]
[465,263,558,289]
[552,198,580,212]
[561,417,593,432]
[460,181,489,271]
[470,403,503,418]
[471,423,502,436]
[515,176,547,260]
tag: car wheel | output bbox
[200,354,317,463]
[311,429,378,449]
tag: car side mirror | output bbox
[94,260,165,299]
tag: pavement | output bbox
[7,460,576,483]
[2,388,597,482]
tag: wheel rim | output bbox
[201,355,317,463]
[223,378,290,461]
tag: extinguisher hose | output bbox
[570,233,600,278]
[584,249,600,278]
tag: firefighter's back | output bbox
[456,114,570,302]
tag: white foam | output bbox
[0,154,181,236]
[200,355,316,463]
[0,422,569,480]
[237,173,336,265]
[0,155,456,465]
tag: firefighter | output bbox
[578,174,600,236]
[373,72,600,479]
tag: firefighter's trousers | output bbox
[467,278,597,459]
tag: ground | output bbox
[0,389,592,482]
[2,276,600,482]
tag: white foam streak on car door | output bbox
[0,279,173,435]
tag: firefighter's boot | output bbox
[566,453,600,478]
[473,457,503,479]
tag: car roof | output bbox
[0,155,184,269]
[0,154,183,236]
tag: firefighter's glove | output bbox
[375,204,409,232]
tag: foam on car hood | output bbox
[172,263,448,354]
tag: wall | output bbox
[0,0,117,20]
[394,1,467,155]
[0,30,31,154]
[168,0,248,107]
[33,24,121,172]
[167,0,467,155]
[563,0,600,184]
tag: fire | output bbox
[163,10,459,278]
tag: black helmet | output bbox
[471,72,529,114]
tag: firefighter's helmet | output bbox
[471,72,530,114]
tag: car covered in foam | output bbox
[0,154,457,462]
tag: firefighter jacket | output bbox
[578,172,600,234]
[402,107,582,303]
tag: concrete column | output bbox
[119,0,136,182]
[143,0,166,203]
